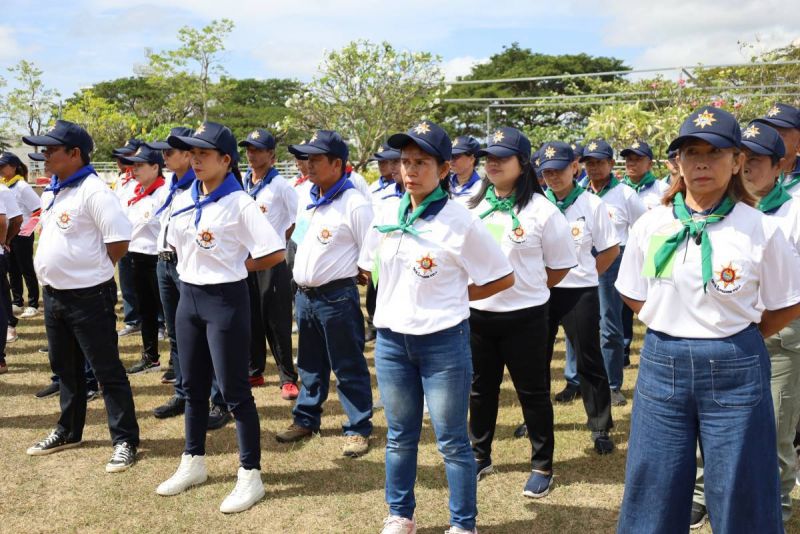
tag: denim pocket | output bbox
[711,355,762,408]
[636,350,675,402]
[318,285,355,305]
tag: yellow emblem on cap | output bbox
[453,138,459,147]
[535,158,541,166]
[544,146,556,159]
[693,110,716,129]
[570,143,576,150]
[587,141,598,152]
[309,132,318,144]
[195,124,206,135]
[377,146,384,153]
[492,130,504,143]
[767,105,781,117]
[632,141,641,149]
[135,147,143,156]
[742,125,760,139]
[413,122,431,135]
[250,130,260,139]
[299,139,306,145]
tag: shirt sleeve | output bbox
[349,199,374,250]
[627,189,647,227]
[460,218,514,285]
[85,188,132,244]
[1,190,21,219]
[239,198,285,259]
[541,210,579,269]
[285,185,298,226]
[759,224,800,310]
[615,218,648,301]
[592,198,621,252]
[20,184,42,214]
[357,226,380,272]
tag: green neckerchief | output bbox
[653,192,736,292]
[757,178,792,214]
[623,170,657,193]
[479,186,520,230]
[588,174,619,198]
[375,186,448,236]
[781,171,800,192]
[545,182,584,214]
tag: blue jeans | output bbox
[565,250,625,390]
[375,320,477,531]
[293,284,373,436]
[617,325,782,534]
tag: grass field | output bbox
[1,303,799,534]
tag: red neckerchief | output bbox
[121,167,135,186]
[294,174,309,187]
[128,176,165,206]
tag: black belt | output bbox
[44,278,115,295]
[297,277,356,298]
[158,251,177,263]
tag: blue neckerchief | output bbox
[306,174,355,210]
[45,165,96,210]
[576,169,588,182]
[450,171,481,196]
[373,176,393,193]
[171,173,242,228]
[382,183,404,200]
[245,167,280,200]
[155,167,196,217]
[416,194,448,221]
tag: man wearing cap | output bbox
[665,149,681,185]
[621,140,671,210]
[239,128,299,400]
[0,158,23,374]
[449,135,483,205]
[23,120,139,472]
[753,102,800,197]
[276,130,374,458]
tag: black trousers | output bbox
[248,261,297,385]
[0,254,14,328]
[43,279,139,445]
[8,233,38,308]
[366,279,377,323]
[129,252,161,359]
[469,303,554,470]
[547,286,613,433]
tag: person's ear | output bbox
[438,161,451,180]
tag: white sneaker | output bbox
[381,515,417,534]
[156,454,208,496]
[20,307,39,318]
[445,528,477,534]
[6,327,17,343]
[11,305,22,316]
[219,467,265,513]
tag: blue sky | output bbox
[0,0,797,99]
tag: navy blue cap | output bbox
[112,138,143,157]
[580,139,614,162]
[388,121,452,161]
[537,141,576,171]
[620,140,654,159]
[0,152,22,167]
[668,106,742,152]
[741,121,786,159]
[28,152,45,162]
[168,122,239,162]
[451,136,481,157]
[752,103,800,130]
[288,130,349,163]
[569,142,584,159]
[119,145,165,166]
[476,127,531,159]
[148,127,194,150]
[22,120,94,155]
[370,143,401,162]
[238,128,276,150]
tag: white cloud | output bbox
[442,56,490,80]
[0,26,22,62]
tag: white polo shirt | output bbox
[113,172,138,203]
[615,203,800,338]
[450,173,483,206]
[632,178,670,210]
[358,200,513,335]
[0,187,20,257]
[556,192,620,288]
[470,193,577,312]
[167,189,285,286]
[767,197,800,252]
[126,180,167,256]
[589,183,646,246]
[36,174,132,289]
[249,173,298,240]
[348,170,371,198]
[8,179,41,224]
[369,177,395,204]
[292,187,373,287]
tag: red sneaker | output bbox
[248,375,265,388]
[0,361,7,374]
[281,382,299,400]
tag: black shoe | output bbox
[126,353,161,374]
[106,442,137,473]
[117,323,142,337]
[207,404,232,430]
[160,368,176,384]
[476,457,494,481]
[554,384,581,403]
[154,396,186,419]
[592,431,614,455]
[26,430,81,456]
[690,502,707,529]
[794,431,800,450]
[35,381,60,398]
[513,423,528,439]
[365,326,376,342]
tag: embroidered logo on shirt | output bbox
[317,227,333,245]
[196,229,217,250]
[56,211,73,230]
[413,253,439,279]
[569,219,585,242]
[258,203,268,214]
[711,262,742,294]
[509,226,527,244]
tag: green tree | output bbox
[5,60,60,137]
[283,40,445,170]
[61,90,141,159]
